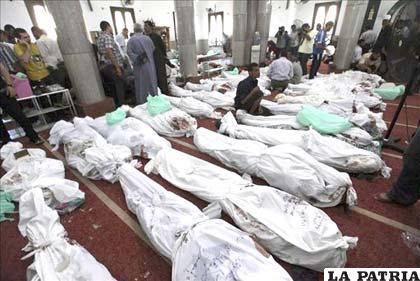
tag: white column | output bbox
[44,0,105,105]
[232,0,248,66]
[244,0,258,64]
[174,0,198,77]
[334,0,369,70]
[257,0,272,63]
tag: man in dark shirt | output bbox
[234,63,270,116]
[373,16,392,52]
[144,20,169,94]
[0,62,42,145]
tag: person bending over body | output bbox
[234,63,270,116]
[356,50,381,74]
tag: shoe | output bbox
[30,137,44,145]
[374,192,393,203]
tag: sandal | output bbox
[374,192,394,203]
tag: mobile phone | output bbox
[14,149,29,159]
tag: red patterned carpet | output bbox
[1,68,419,280]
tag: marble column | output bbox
[44,0,106,106]
[256,0,272,63]
[174,0,198,77]
[244,0,258,64]
[232,0,248,66]
[335,0,369,70]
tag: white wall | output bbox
[194,0,233,40]
[270,0,348,37]
[79,0,176,40]
[1,0,400,48]
[0,0,34,39]
[372,0,399,35]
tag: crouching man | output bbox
[234,63,271,116]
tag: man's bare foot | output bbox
[375,192,394,203]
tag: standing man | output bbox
[288,24,299,55]
[127,23,158,105]
[14,28,51,87]
[97,21,126,106]
[373,15,392,53]
[375,128,420,206]
[115,27,129,55]
[309,21,334,79]
[267,49,293,91]
[235,63,270,116]
[144,20,169,95]
[31,26,67,87]
[0,62,42,145]
[275,27,289,57]
[297,23,314,76]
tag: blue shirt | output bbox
[313,30,327,55]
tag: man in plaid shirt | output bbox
[97,21,126,106]
[0,30,23,73]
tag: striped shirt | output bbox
[97,31,124,66]
[0,43,19,73]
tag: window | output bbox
[110,7,136,35]
[208,12,224,47]
[24,1,57,39]
[312,1,341,37]
[33,5,57,39]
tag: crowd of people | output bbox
[269,21,335,80]
[0,24,68,145]
[269,17,399,81]
[0,19,173,146]
[96,20,172,106]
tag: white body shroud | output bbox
[220,112,389,176]
[1,142,46,172]
[193,127,355,208]
[118,164,292,280]
[237,108,376,148]
[18,188,115,281]
[169,83,234,110]
[48,119,132,183]
[236,110,303,130]
[129,104,197,137]
[292,71,385,110]
[163,94,222,119]
[86,116,171,158]
[0,142,85,212]
[145,148,357,271]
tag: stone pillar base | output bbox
[75,97,115,118]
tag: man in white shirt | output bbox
[31,26,63,70]
[31,26,67,87]
[267,49,293,91]
[115,28,128,54]
[356,50,381,74]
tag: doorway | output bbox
[110,7,136,35]
[312,1,342,39]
